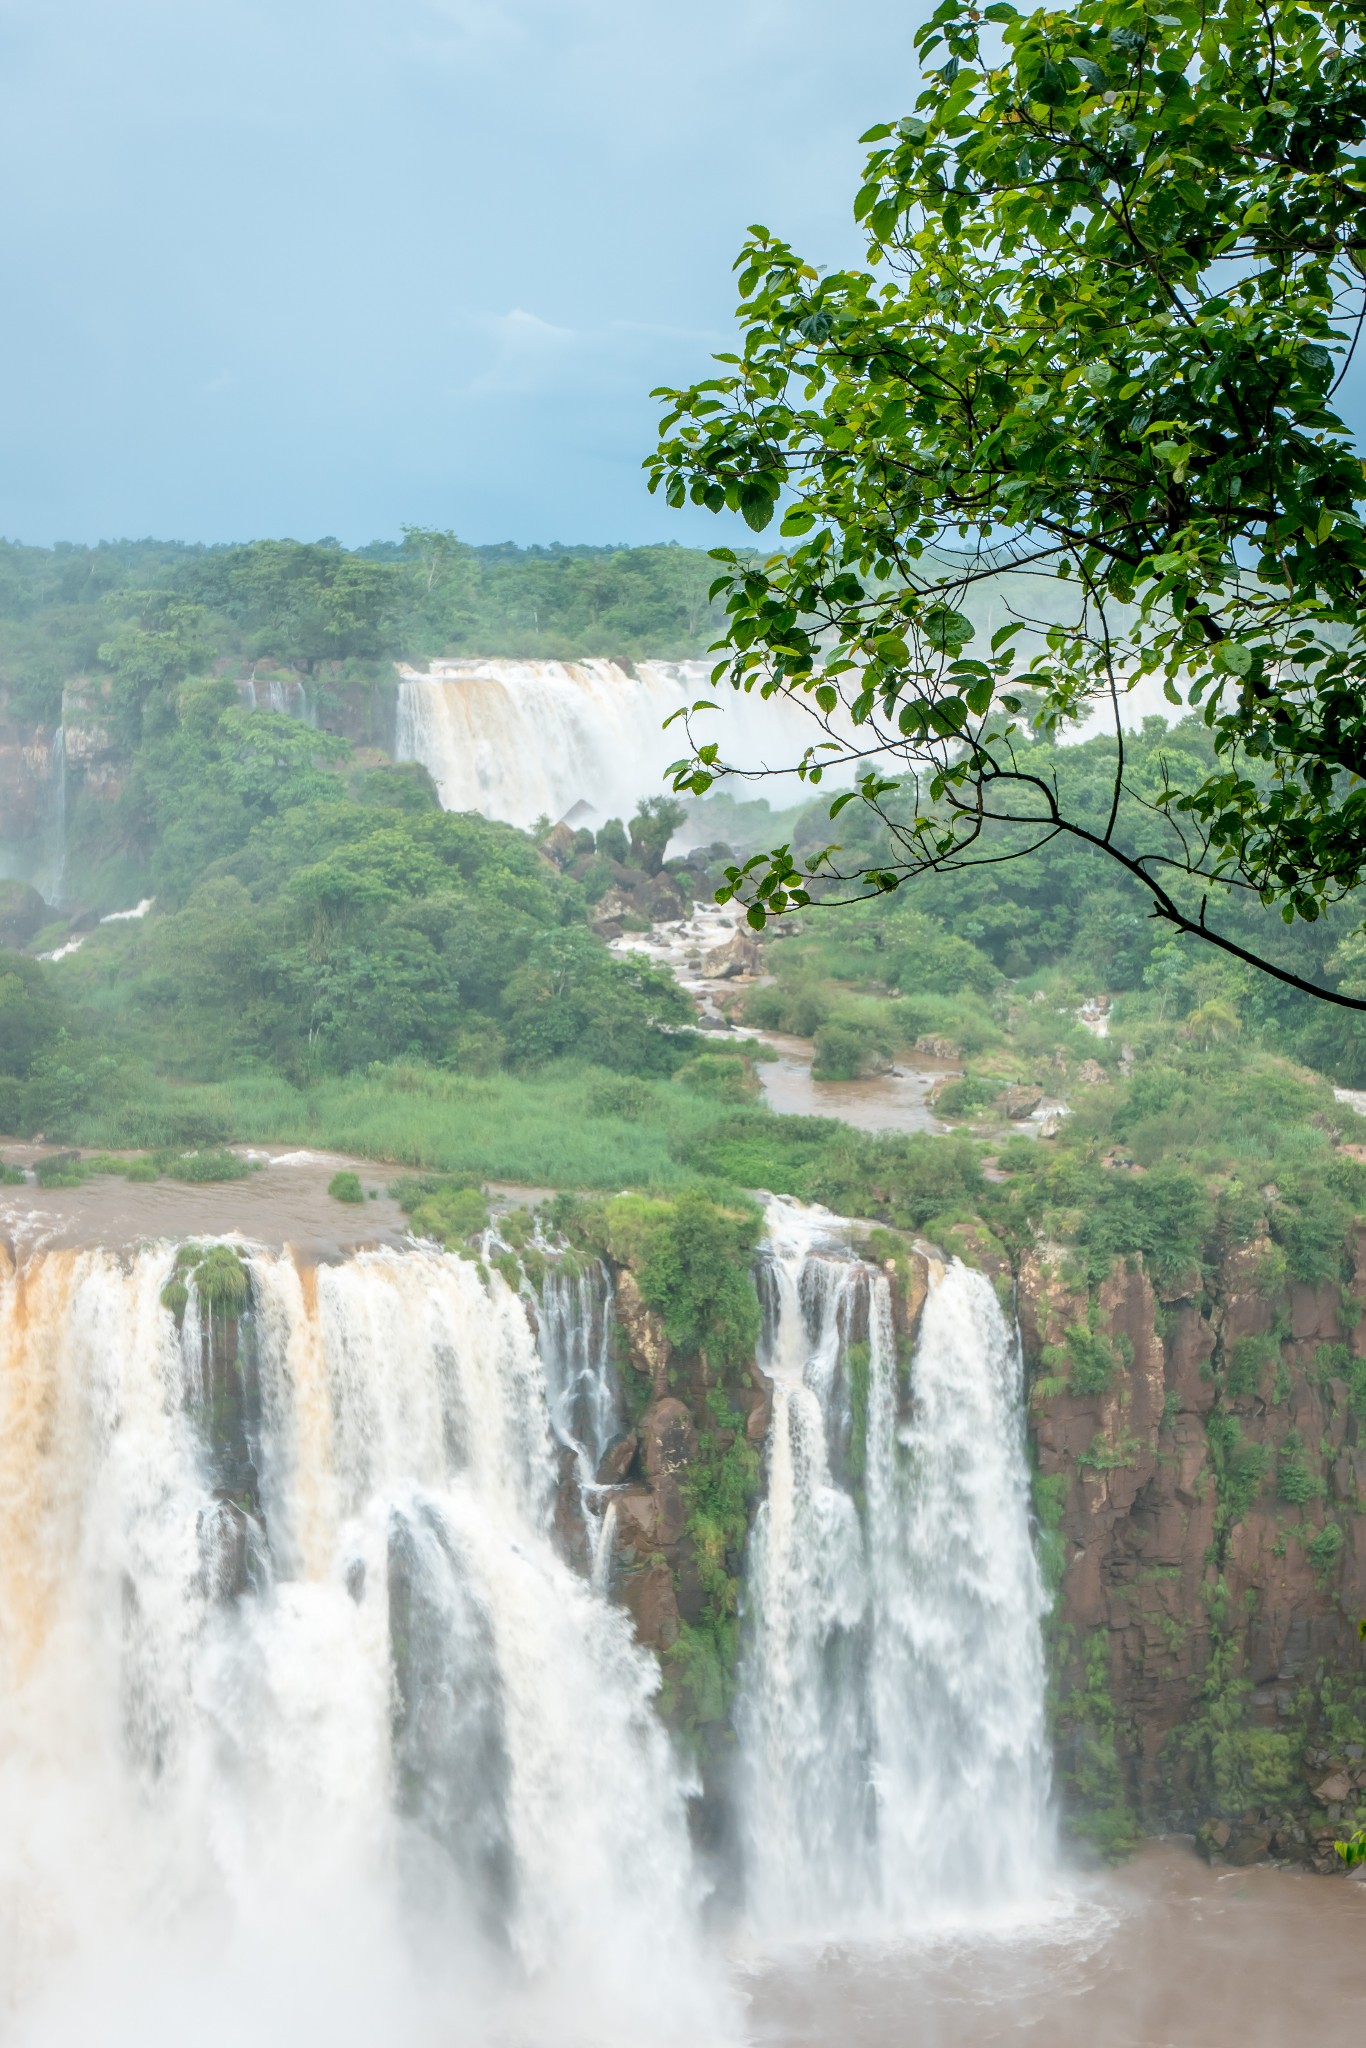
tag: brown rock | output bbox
[913,1034,960,1060]
[1000,1082,1044,1120]
[702,930,762,978]
[1315,1772,1352,1805]
[641,1397,697,1478]
[612,1487,660,1554]
[596,1432,638,1484]
[613,1271,671,1392]
[620,1559,679,1649]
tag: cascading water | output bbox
[0,1241,727,2046]
[740,1197,1052,1936]
[535,1258,621,1578]
[393,657,837,830]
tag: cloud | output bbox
[0,0,921,545]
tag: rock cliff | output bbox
[1021,1232,1366,1867]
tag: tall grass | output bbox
[218,1061,730,1189]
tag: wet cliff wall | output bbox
[1020,1235,1366,1868]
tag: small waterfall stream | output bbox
[739,1197,1053,1935]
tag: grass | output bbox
[215,1060,737,1189]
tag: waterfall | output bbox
[0,1241,727,2045]
[739,1197,1052,1936]
[49,723,67,907]
[238,676,310,721]
[536,1259,621,1580]
[393,657,837,830]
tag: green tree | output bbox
[649,0,1366,1008]
[629,795,687,876]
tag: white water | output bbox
[740,1198,1052,1936]
[0,1241,726,2046]
[393,657,837,829]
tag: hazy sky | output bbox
[0,0,919,548]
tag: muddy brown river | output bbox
[740,1841,1366,2047]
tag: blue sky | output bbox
[0,0,918,548]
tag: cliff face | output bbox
[1021,1234,1366,1868]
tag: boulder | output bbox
[612,1487,661,1554]
[541,822,577,868]
[1000,1082,1045,1120]
[1315,1772,1352,1806]
[913,1034,960,1060]
[1077,1058,1109,1086]
[0,880,50,947]
[641,1397,697,1478]
[596,1432,638,1484]
[703,931,762,979]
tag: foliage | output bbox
[165,1242,251,1316]
[649,0,1366,1010]
[1207,1412,1272,1526]
[629,1189,763,1369]
[1275,1428,1326,1506]
[328,1170,364,1204]
[1052,1630,1140,1858]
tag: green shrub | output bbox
[0,1159,25,1186]
[1226,1332,1278,1398]
[935,1072,996,1119]
[674,1054,757,1103]
[159,1279,189,1317]
[168,1243,250,1315]
[410,1184,490,1246]
[811,1020,882,1080]
[1064,1325,1121,1397]
[327,1170,364,1204]
[586,1076,655,1120]
[1308,1521,1345,1578]
[1207,1413,1271,1523]
[35,1152,87,1188]
[1276,1430,1326,1506]
[158,1148,254,1184]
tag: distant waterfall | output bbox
[393,657,835,830]
[49,722,67,906]
[0,1243,726,2045]
[238,675,310,721]
[739,1198,1052,1935]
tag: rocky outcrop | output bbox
[1022,1231,1366,1867]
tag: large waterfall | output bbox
[0,1242,724,2045]
[0,1196,1058,2038]
[393,657,833,830]
[739,1198,1053,1936]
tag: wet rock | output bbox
[596,1432,638,1484]
[702,931,762,978]
[1227,1824,1273,1866]
[1198,1818,1232,1858]
[1000,1082,1044,1119]
[620,1558,679,1649]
